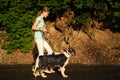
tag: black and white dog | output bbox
[32,48,76,78]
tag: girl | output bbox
[32,7,53,72]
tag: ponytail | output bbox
[37,11,42,16]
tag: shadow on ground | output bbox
[0,64,120,80]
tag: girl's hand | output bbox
[42,28,47,32]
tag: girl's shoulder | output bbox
[36,16,43,21]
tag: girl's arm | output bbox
[32,20,47,32]
[32,20,40,30]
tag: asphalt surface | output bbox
[0,64,120,80]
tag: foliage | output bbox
[115,53,120,58]
[0,0,35,53]
[73,0,120,30]
[112,46,120,50]
[0,0,120,53]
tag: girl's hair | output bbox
[37,6,50,16]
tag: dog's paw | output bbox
[51,70,55,73]
[41,73,47,78]
[33,72,40,77]
[44,69,52,73]
[32,66,35,72]
[50,69,55,73]
[63,75,68,78]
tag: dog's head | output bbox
[64,48,76,56]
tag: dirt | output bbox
[0,49,33,64]
[0,23,120,65]
[0,64,120,80]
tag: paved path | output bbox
[0,64,120,80]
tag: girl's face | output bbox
[43,11,49,18]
